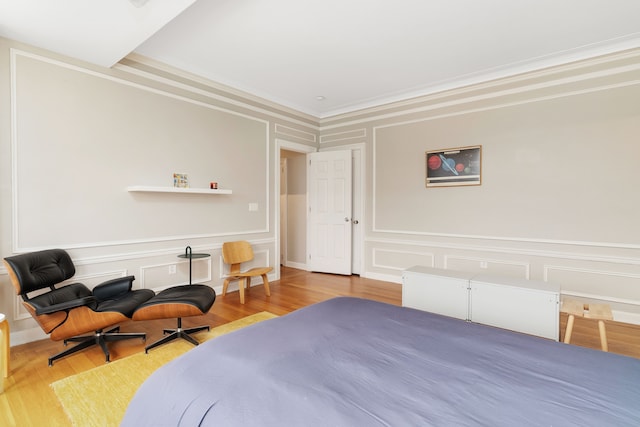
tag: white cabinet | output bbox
[402,266,473,320]
[470,274,559,340]
[402,266,560,340]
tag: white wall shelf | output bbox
[127,186,232,195]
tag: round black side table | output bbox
[177,246,210,285]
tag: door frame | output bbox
[275,139,365,278]
[279,157,288,267]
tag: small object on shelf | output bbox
[210,182,218,189]
[173,173,189,188]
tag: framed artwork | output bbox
[426,145,481,187]
[173,173,189,188]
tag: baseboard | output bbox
[612,311,640,325]
[10,327,47,347]
[362,271,402,284]
[283,261,308,270]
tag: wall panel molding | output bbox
[370,217,640,251]
[274,124,317,142]
[140,258,212,291]
[320,128,367,144]
[10,49,271,252]
[443,255,531,279]
[371,86,640,251]
[12,49,270,124]
[372,247,435,271]
[117,54,319,131]
[321,48,640,130]
[544,265,640,306]
[366,237,640,266]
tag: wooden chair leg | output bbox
[239,278,246,304]
[598,320,609,352]
[563,314,575,344]
[222,279,230,296]
[586,303,612,352]
[262,274,271,296]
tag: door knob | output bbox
[345,217,350,222]
[352,219,359,224]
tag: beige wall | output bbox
[14,52,269,247]
[0,38,318,343]
[320,49,640,322]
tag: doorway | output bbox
[279,148,310,270]
[276,140,315,276]
[276,139,364,277]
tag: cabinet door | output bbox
[470,282,559,340]
[402,273,469,320]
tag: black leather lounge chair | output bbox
[3,249,155,366]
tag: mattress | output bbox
[122,297,640,426]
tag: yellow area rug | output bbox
[51,312,277,426]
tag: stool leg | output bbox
[1,319,10,378]
[563,314,575,344]
[598,320,609,352]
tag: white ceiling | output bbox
[1,0,640,118]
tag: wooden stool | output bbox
[0,313,9,379]
[561,299,613,352]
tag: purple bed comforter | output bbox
[122,297,640,426]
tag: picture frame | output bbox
[425,145,482,187]
[173,173,189,188]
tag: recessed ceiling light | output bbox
[316,96,326,101]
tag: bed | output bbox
[122,297,640,426]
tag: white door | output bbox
[307,151,352,274]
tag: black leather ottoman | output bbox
[132,284,216,352]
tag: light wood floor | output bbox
[1,267,639,426]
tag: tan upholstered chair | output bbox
[222,241,272,304]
